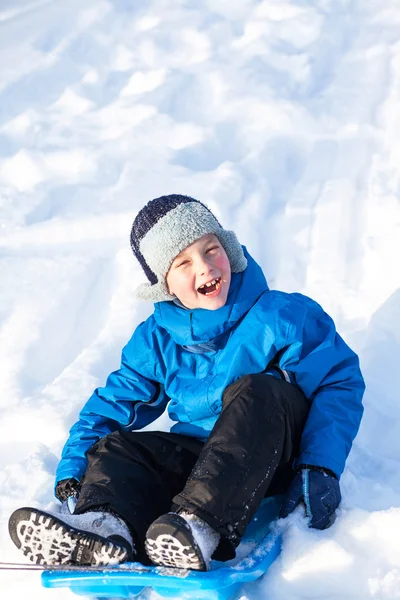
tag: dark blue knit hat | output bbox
[130,194,247,302]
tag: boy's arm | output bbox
[281,296,365,478]
[56,321,167,486]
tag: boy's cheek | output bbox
[215,255,231,272]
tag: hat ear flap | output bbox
[216,230,248,273]
[134,281,175,303]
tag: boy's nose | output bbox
[197,258,213,276]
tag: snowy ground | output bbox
[1,0,400,598]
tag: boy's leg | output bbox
[74,430,203,562]
[171,374,310,558]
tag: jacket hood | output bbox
[153,248,269,346]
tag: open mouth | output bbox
[198,277,222,295]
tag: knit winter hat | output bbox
[130,194,248,302]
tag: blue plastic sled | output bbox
[42,497,282,600]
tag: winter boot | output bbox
[145,511,220,571]
[8,506,135,567]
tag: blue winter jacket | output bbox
[56,249,365,486]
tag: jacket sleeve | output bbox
[280,295,365,478]
[55,320,168,486]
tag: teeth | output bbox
[200,279,217,289]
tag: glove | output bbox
[280,465,341,529]
[55,478,81,503]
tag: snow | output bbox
[0,0,400,598]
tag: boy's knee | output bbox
[89,430,126,455]
[222,372,286,410]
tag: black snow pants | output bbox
[74,374,310,563]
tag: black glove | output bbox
[280,465,341,530]
[55,478,81,503]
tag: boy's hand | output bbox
[55,478,81,503]
[280,465,341,529]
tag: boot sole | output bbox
[8,507,130,566]
[145,513,206,571]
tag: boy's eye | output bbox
[173,245,219,268]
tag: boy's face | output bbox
[166,234,231,310]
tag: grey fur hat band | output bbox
[130,195,248,303]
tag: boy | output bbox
[9,195,365,571]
